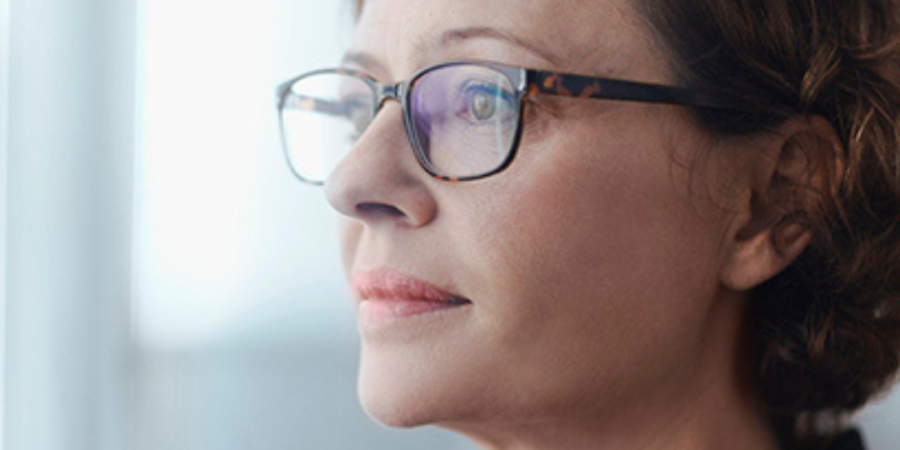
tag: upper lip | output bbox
[352,268,470,304]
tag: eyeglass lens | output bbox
[280,64,520,184]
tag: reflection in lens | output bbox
[410,64,518,178]
[280,72,374,183]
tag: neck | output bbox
[444,291,780,450]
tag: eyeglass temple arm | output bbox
[526,70,729,109]
[278,93,361,120]
[276,78,364,117]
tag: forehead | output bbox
[349,0,666,82]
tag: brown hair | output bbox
[637,0,900,447]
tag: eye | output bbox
[470,90,497,121]
[458,82,515,124]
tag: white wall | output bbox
[0,0,10,445]
[4,0,135,449]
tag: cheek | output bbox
[443,120,725,398]
[464,122,719,309]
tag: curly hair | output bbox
[637,0,900,447]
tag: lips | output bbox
[352,269,472,325]
[354,269,469,303]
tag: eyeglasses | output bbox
[276,60,728,185]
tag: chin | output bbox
[357,364,440,428]
[356,342,486,429]
[358,384,431,428]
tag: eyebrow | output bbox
[341,50,389,76]
[437,26,562,66]
[341,25,562,76]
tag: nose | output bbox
[324,102,438,228]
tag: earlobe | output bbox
[719,115,846,292]
[720,221,812,291]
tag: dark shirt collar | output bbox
[824,429,865,450]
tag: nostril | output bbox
[356,202,406,219]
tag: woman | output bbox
[277,0,900,448]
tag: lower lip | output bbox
[357,298,471,327]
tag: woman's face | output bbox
[326,0,751,440]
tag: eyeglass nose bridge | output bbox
[374,81,408,110]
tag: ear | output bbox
[719,115,846,292]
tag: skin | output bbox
[322,0,836,448]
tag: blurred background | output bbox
[0,0,898,449]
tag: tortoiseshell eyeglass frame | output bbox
[276,60,731,184]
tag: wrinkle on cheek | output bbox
[464,174,595,314]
